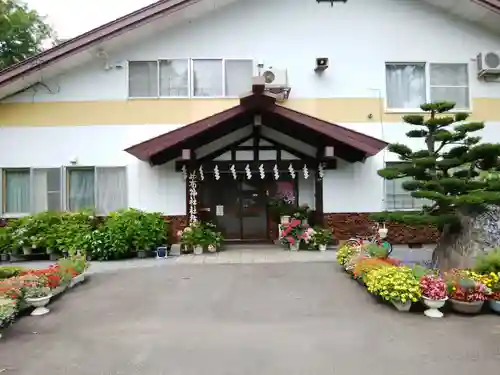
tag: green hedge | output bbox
[0,209,168,261]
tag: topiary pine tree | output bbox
[371,101,500,270]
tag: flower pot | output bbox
[378,228,388,239]
[289,243,299,251]
[0,253,9,262]
[318,244,327,252]
[280,215,291,225]
[194,245,203,255]
[137,250,148,259]
[156,247,167,258]
[207,244,217,253]
[25,294,52,316]
[489,300,500,314]
[49,253,60,261]
[449,299,484,314]
[22,247,32,256]
[391,300,412,312]
[170,243,181,256]
[69,273,85,288]
[422,296,447,318]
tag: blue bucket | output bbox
[156,247,167,258]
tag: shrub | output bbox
[365,243,389,259]
[366,266,421,303]
[0,266,25,280]
[0,300,17,329]
[474,248,500,275]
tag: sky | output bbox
[27,0,155,39]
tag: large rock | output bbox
[433,206,500,270]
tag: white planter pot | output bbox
[22,247,32,255]
[318,244,327,252]
[422,296,447,318]
[25,294,52,316]
[289,243,299,251]
[207,244,217,253]
[194,246,203,255]
[69,273,85,288]
[378,228,388,239]
[391,300,412,312]
[280,215,291,225]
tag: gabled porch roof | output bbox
[125,84,388,165]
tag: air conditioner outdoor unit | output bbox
[477,51,500,77]
[261,68,289,88]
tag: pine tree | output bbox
[372,102,500,269]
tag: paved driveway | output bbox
[1,262,499,374]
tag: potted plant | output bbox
[292,204,310,224]
[486,272,500,313]
[311,227,333,251]
[0,299,17,339]
[280,219,309,251]
[0,227,12,262]
[366,266,421,312]
[268,193,295,225]
[420,274,448,318]
[21,275,52,316]
[445,269,490,314]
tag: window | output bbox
[429,63,469,109]
[225,59,253,97]
[385,62,469,110]
[384,163,429,210]
[2,168,61,214]
[3,169,30,213]
[385,63,426,109]
[33,168,62,212]
[128,61,158,97]
[128,58,254,98]
[192,59,223,97]
[67,167,127,214]
[159,59,189,97]
[0,167,127,216]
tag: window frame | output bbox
[384,61,471,113]
[383,162,429,211]
[127,58,255,99]
[127,60,160,99]
[0,166,128,218]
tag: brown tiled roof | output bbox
[125,85,388,163]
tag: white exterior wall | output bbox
[2,0,500,215]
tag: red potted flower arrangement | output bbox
[445,269,490,314]
[420,274,448,318]
[280,219,310,251]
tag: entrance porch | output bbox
[125,82,387,242]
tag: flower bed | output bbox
[0,255,89,339]
[337,242,500,317]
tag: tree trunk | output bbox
[432,206,500,270]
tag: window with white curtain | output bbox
[0,167,128,216]
[385,62,470,110]
[225,59,253,97]
[128,61,158,97]
[159,59,189,97]
[192,59,223,97]
[67,167,127,214]
[96,167,128,214]
[384,163,430,210]
[429,63,469,109]
[33,168,61,212]
[3,169,30,213]
[385,63,426,109]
